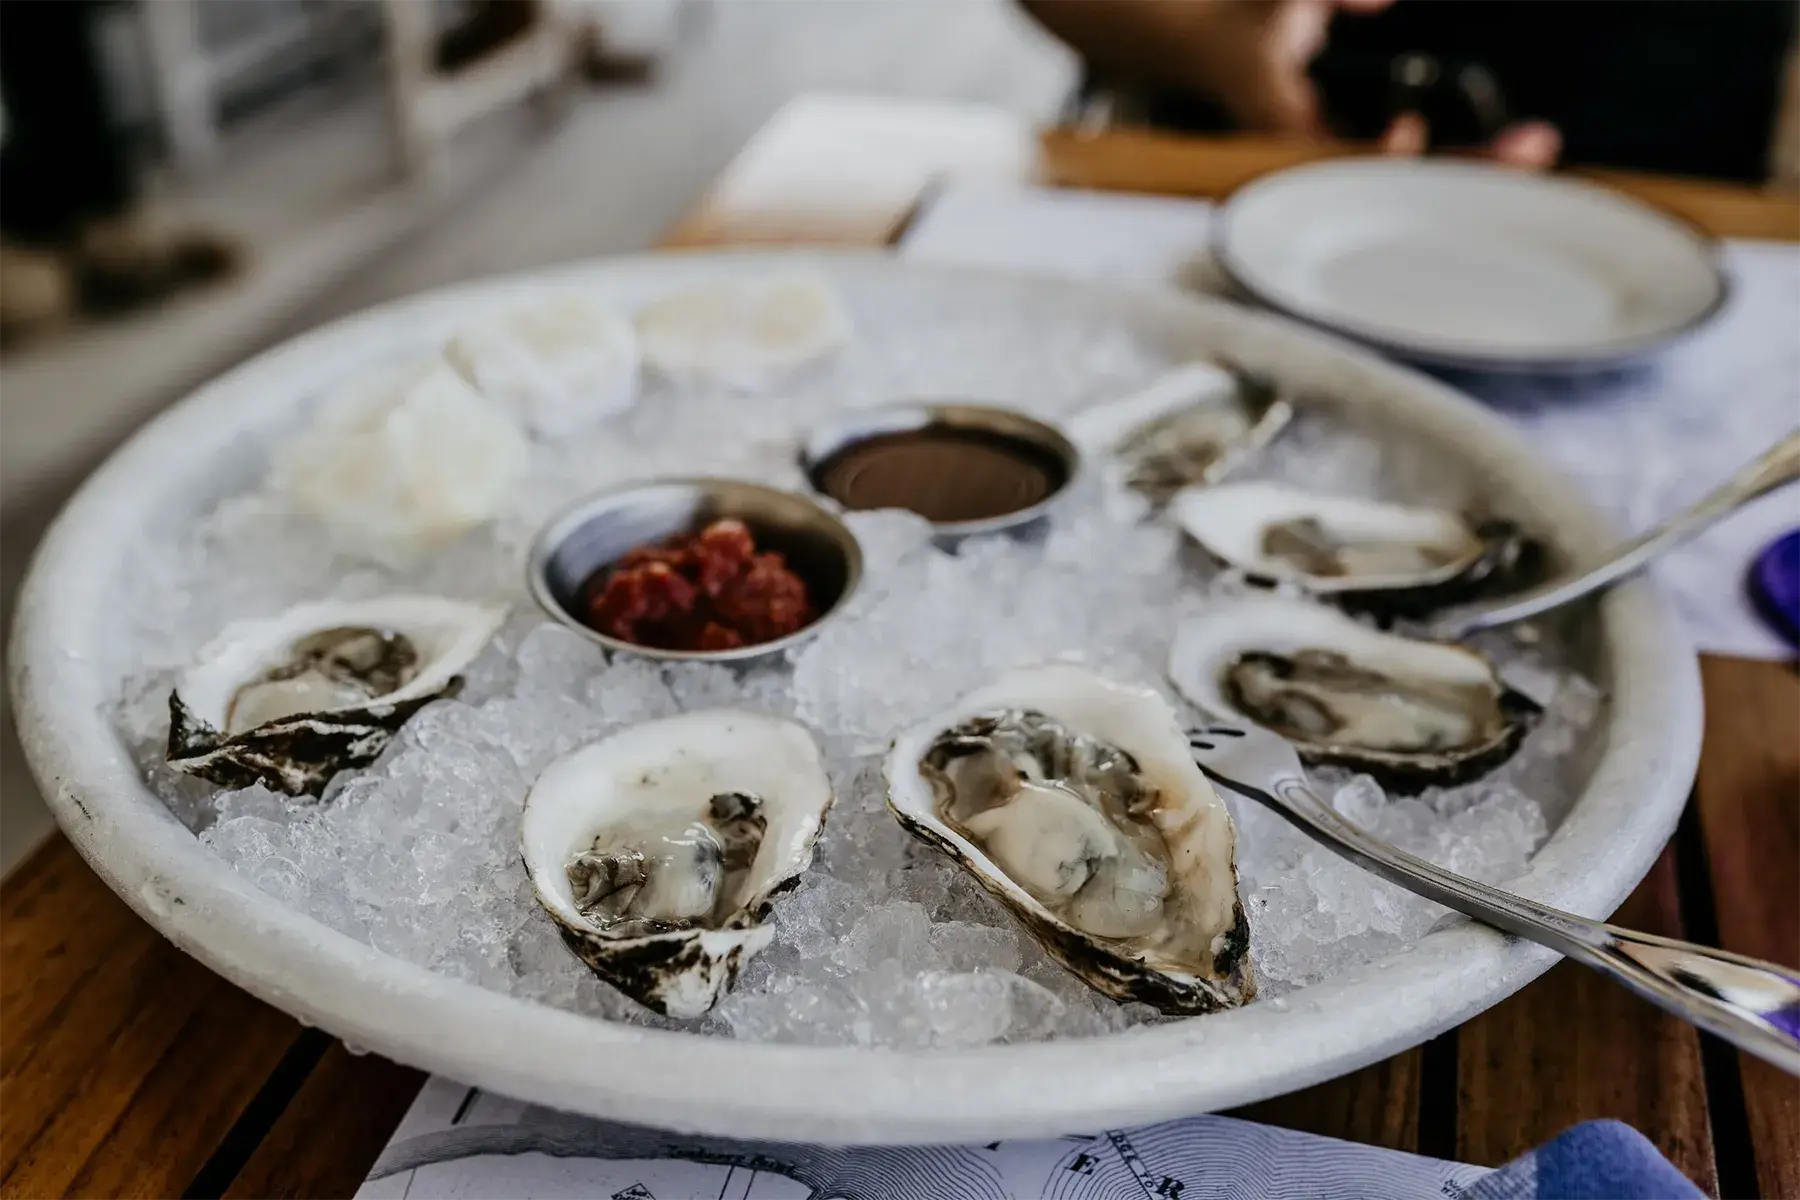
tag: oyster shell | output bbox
[167,596,505,796]
[1168,596,1539,790]
[1173,481,1532,616]
[885,665,1254,1015]
[634,273,852,388]
[1067,360,1292,503]
[447,292,640,437]
[521,710,832,1018]
[272,359,529,559]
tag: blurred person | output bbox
[1021,0,1798,182]
[0,0,239,346]
[0,0,560,347]
[439,0,548,72]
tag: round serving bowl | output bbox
[799,401,1080,540]
[8,251,1702,1145]
[528,476,863,663]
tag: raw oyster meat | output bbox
[634,272,851,387]
[1067,360,1292,503]
[885,664,1254,1014]
[1173,480,1532,615]
[167,596,504,795]
[272,359,529,558]
[521,710,832,1018]
[1169,596,1539,790]
[446,292,639,437]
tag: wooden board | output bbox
[1455,847,1719,1193]
[1040,126,1800,238]
[1230,1049,1424,1154]
[222,1045,426,1200]
[1693,657,1800,1200]
[0,837,309,1198]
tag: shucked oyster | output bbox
[1169,596,1540,791]
[886,665,1254,1015]
[521,710,832,1018]
[447,292,639,438]
[272,359,529,559]
[1173,481,1532,616]
[167,596,504,795]
[1067,360,1292,503]
[634,273,852,389]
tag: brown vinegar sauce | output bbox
[811,427,1069,524]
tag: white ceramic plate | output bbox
[9,252,1702,1145]
[1214,158,1728,372]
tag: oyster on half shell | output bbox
[272,360,529,559]
[634,273,852,389]
[1067,360,1292,503]
[447,292,640,438]
[1173,481,1534,616]
[521,710,832,1019]
[885,665,1254,1015]
[1168,596,1540,791]
[167,595,504,796]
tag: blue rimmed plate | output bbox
[1214,158,1729,374]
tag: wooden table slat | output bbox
[1042,127,1357,201]
[1,837,156,1080]
[1455,846,1720,1195]
[61,985,300,1199]
[222,1045,425,1200]
[1039,126,1800,238]
[1,924,170,1181]
[1229,1048,1424,1153]
[1,841,307,1199]
[1693,657,1800,1200]
[2,839,185,1174]
[0,826,125,960]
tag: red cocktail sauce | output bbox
[583,519,815,652]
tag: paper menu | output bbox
[359,1077,1487,1200]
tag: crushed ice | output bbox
[113,274,1605,1048]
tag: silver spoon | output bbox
[1188,721,1800,1076]
[1428,430,1800,640]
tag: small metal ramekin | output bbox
[798,402,1081,541]
[527,477,864,663]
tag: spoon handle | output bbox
[1252,772,1800,1077]
[1434,430,1800,639]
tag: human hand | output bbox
[1165,0,1561,168]
[1178,0,1397,134]
[1377,111,1563,169]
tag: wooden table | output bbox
[4,113,1797,1199]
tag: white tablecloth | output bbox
[904,183,1800,659]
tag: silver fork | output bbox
[1188,721,1800,1076]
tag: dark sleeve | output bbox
[1320,0,1796,182]
[1539,0,1795,182]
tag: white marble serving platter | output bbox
[9,252,1700,1144]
